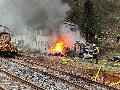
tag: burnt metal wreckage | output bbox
[0,25,18,57]
[50,41,99,61]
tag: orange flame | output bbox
[50,41,64,54]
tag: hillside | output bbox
[63,0,120,57]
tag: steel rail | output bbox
[9,57,118,90]
[0,69,44,90]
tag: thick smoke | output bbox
[59,24,86,48]
[0,0,70,47]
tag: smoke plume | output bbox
[59,24,86,48]
[0,0,70,47]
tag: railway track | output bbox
[0,68,44,90]
[0,58,84,90]
[5,56,118,90]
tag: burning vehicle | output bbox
[49,40,64,56]
[48,38,99,60]
[47,23,99,59]
[0,25,18,57]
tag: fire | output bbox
[50,41,64,54]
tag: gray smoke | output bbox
[0,0,70,47]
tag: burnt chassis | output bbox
[0,51,18,57]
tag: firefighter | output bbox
[79,43,85,59]
[117,34,120,43]
[92,44,99,64]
